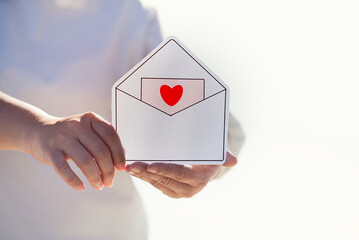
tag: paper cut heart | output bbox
[160,85,183,106]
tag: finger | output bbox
[63,139,103,190]
[223,151,238,167]
[146,163,203,187]
[126,163,182,198]
[90,114,126,171]
[78,130,114,188]
[49,151,85,191]
[126,163,194,195]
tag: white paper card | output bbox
[112,36,229,165]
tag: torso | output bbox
[0,0,162,239]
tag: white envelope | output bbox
[112,36,229,165]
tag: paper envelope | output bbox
[112,37,229,165]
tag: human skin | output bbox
[0,91,237,197]
[0,91,125,191]
[125,152,237,198]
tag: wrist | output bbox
[21,112,57,157]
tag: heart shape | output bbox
[160,85,183,106]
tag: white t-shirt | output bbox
[0,0,162,239]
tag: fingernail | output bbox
[147,167,158,174]
[106,178,114,188]
[129,166,141,174]
[110,177,115,187]
[96,182,104,190]
[118,162,125,171]
[77,184,85,192]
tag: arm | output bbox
[0,91,125,191]
[0,91,49,153]
[125,112,245,198]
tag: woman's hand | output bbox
[30,112,125,191]
[125,151,237,198]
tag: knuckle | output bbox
[158,167,168,176]
[103,127,118,142]
[159,176,171,186]
[149,179,160,187]
[53,161,67,173]
[63,172,78,184]
[50,121,71,139]
[174,166,185,181]
[79,112,96,125]
[94,144,110,159]
[55,132,69,142]
[83,111,96,119]
[64,119,81,129]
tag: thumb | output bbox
[222,151,238,167]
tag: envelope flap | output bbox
[114,37,227,99]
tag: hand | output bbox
[125,151,237,198]
[30,112,125,191]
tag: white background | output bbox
[136,0,359,239]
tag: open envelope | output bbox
[112,37,229,165]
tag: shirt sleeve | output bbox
[143,7,163,56]
[214,113,245,179]
[227,112,245,157]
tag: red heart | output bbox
[160,85,183,106]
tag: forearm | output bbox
[0,92,126,191]
[0,91,52,154]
